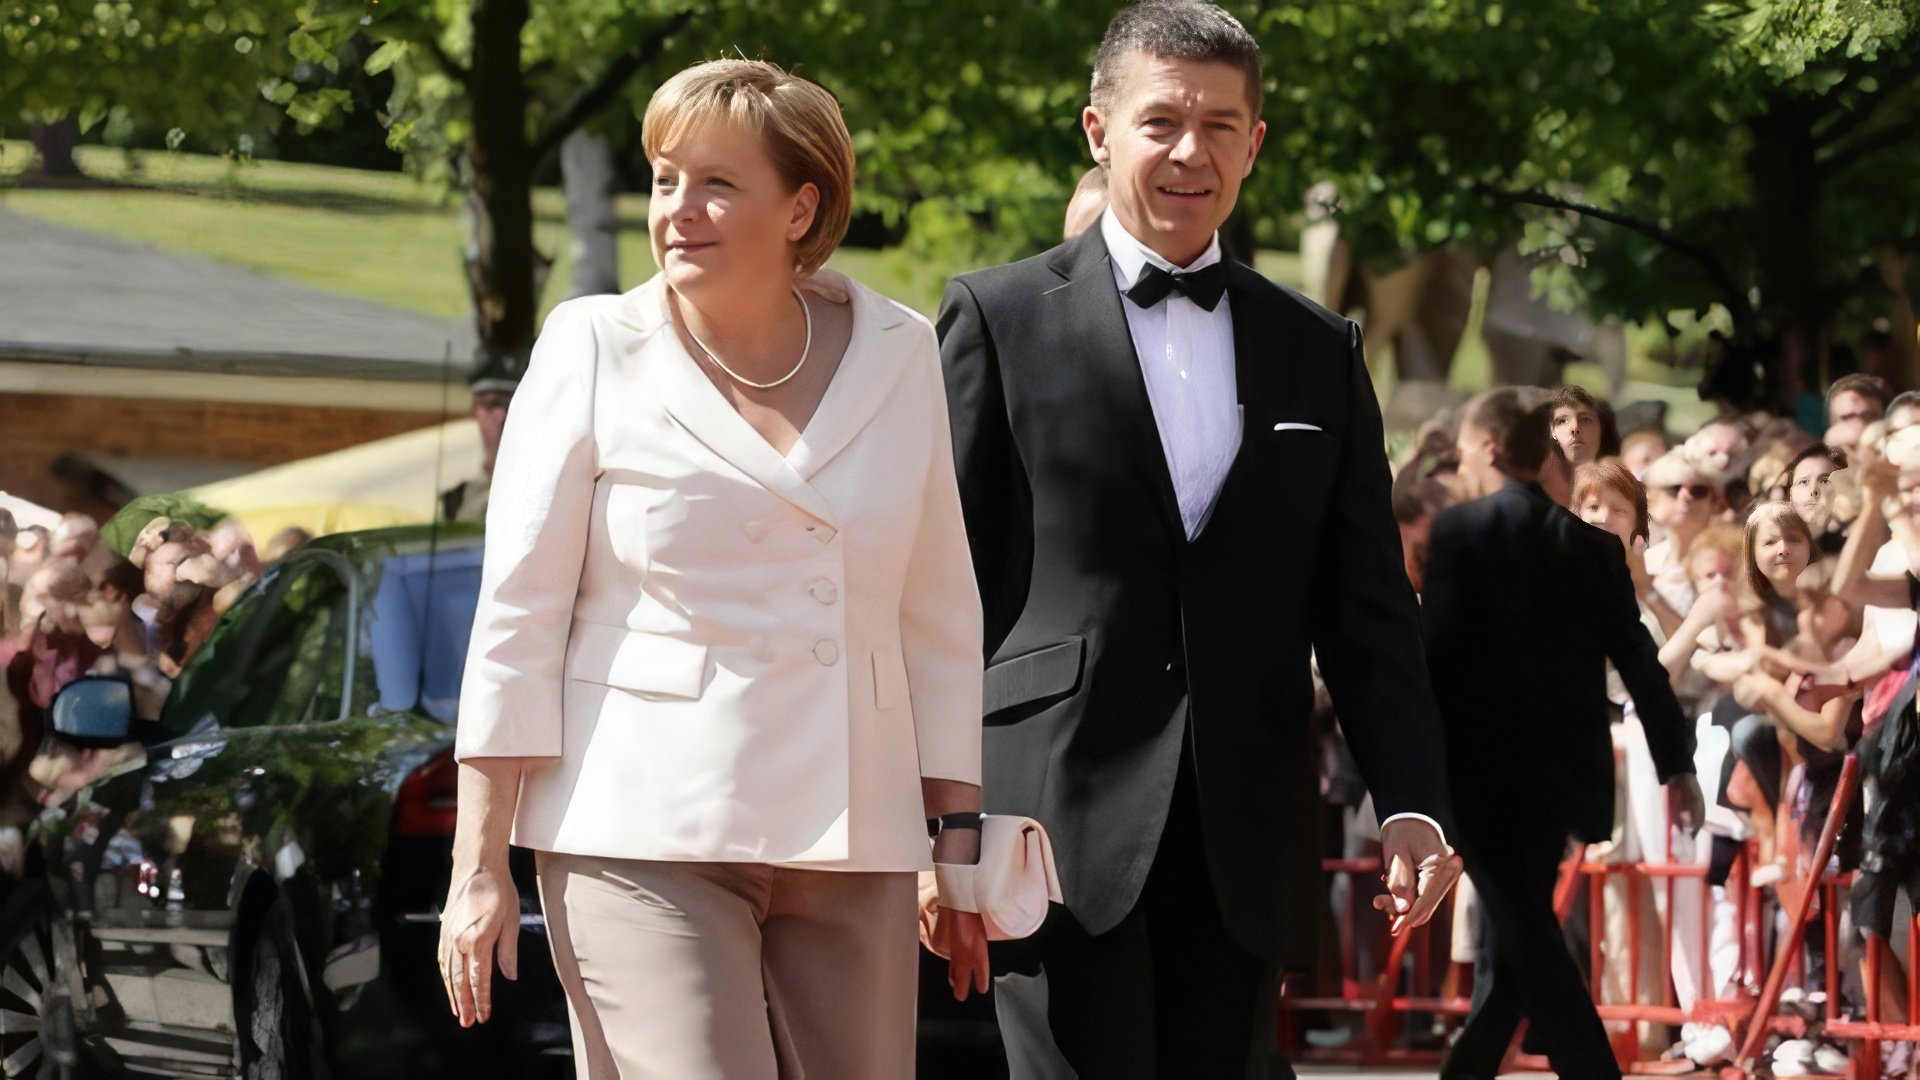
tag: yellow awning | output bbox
[187,419,482,541]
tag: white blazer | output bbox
[455,271,983,872]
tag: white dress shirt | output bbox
[1102,209,1241,540]
[1102,211,1448,850]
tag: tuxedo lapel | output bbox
[1049,228,1184,541]
[632,279,841,527]
[1226,262,1277,412]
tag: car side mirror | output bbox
[50,676,134,747]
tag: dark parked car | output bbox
[2,524,1005,1080]
[2,526,568,1079]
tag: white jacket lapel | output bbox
[630,277,841,528]
[783,272,913,481]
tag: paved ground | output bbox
[1290,1060,1559,1068]
[0,207,474,373]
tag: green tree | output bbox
[1236,0,1920,404]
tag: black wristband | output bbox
[927,812,985,838]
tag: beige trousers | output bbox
[534,851,919,1080]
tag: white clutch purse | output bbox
[928,815,1064,941]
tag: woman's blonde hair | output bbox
[1741,501,1821,624]
[1571,460,1649,544]
[642,59,855,277]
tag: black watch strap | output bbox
[927,812,985,838]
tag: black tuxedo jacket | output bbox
[936,226,1450,966]
[1420,480,1695,845]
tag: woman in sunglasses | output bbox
[1642,450,1723,637]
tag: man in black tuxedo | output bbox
[935,3,1455,1075]
[1422,391,1703,1079]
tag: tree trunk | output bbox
[1745,103,1828,409]
[562,129,621,298]
[29,120,80,179]
[463,0,539,383]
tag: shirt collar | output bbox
[1101,207,1222,291]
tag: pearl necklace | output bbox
[678,286,813,391]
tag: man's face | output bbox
[1790,456,1835,520]
[1830,389,1883,427]
[1083,53,1265,266]
[1552,404,1601,466]
[473,390,513,471]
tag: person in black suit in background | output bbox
[1422,390,1705,1080]
[935,3,1457,1076]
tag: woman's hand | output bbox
[438,859,519,1027]
[932,906,991,1001]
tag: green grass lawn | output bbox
[1,140,1706,429]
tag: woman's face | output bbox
[1789,456,1835,520]
[1649,477,1713,531]
[649,123,818,298]
[1579,488,1638,547]
[1553,405,1602,466]
[1753,518,1811,589]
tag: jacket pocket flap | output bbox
[984,637,1085,715]
[566,621,710,700]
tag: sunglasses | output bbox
[1658,483,1713,500]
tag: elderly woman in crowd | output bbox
[1642,450,1723,636]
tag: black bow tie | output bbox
[1125,261,1228,312]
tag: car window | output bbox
[364,545,483,723]
[159,555,352,735]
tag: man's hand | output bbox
[1373,818,1463,936]
[1666,773,1705,835]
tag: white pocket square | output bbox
[1272,422,1323,433]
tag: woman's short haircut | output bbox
[1571,460,1650,544]
[642,59,855,277]
[1091,0,1264,116]
[1548,385,1623,458]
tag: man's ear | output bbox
[1083,105,1111,166]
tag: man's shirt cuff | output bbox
[1380,811,1449,850]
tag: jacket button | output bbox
[808,579,839,605]
[813,640,840,666]
[1166,660,1187,684]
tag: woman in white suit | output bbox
[437,59,990,1078]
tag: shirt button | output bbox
[813,640,840,666]
[808,579,839,605]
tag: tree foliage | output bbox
[9,0,1920,400]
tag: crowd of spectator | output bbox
[0,506,300,870]
[1347,372,1920,1075]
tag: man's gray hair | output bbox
[1091,0,1264,116]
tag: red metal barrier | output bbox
[1281,752,1920,1074]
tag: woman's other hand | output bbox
[438,859,520,1027]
